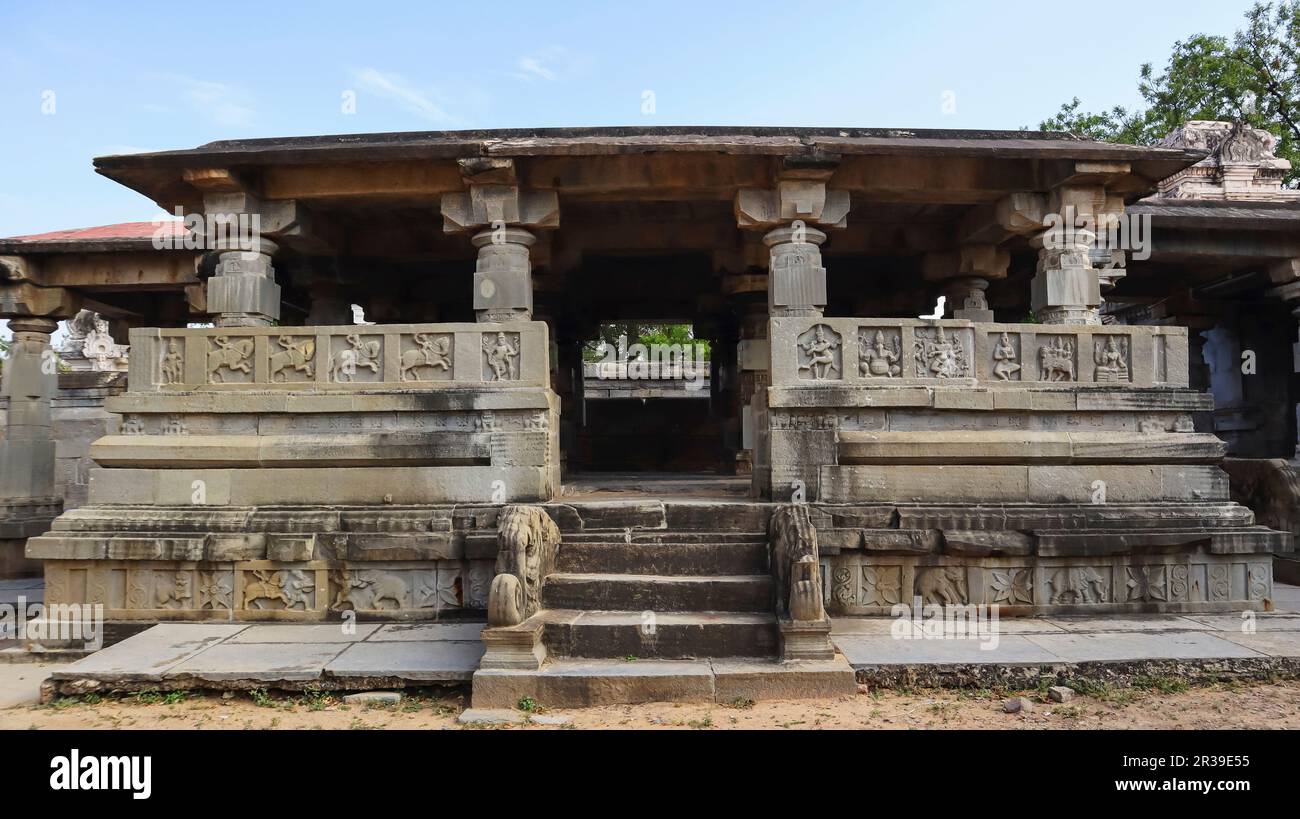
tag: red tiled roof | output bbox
[1,221,186,243]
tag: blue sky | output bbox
[0,0,1263,237]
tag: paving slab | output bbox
[166,642,346,683]
[52,624,248,682]
[226,624,380,643]
[0,663,54,708]
[1023,631,1264,662]
[326,640,483,681]
[834,634,1059,666]
[1182,614,1300,632]
[1271,583,1300,613]
[832,617,1066,635]
[1215,631,1300,657]
[1044,615,1214,633]
[369,622,484,642]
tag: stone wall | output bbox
[30,320,561,620]
[757,317,1288,615]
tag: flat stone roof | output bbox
[95,125,1207,168]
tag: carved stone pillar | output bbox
[0,316,59,503]
[1031,227,1102,325]
[206,238,280,327]
[735,170,849,319]
[441,159,559,324]
[471,227,536,322]
[763,225,828,317]
[0,278,78,576]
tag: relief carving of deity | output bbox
[797,324,842,380]
[991,332,1021,381]
[160,339,184,385]
[913,325,968,379]
[1038,336,1076,382]
[1093,335,1130,382]
[858,329,901,378]
[483,332,520,381]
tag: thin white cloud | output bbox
[151,73,255,128]
[351,68,462,126]
[511,46,580,83]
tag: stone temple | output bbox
[1,124,1297,704]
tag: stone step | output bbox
[556,540,768,575]
[542,573,772,612]
[471,656,857,708]
[541,610,778,658]
[560,531,766,544]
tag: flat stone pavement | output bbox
[26,583,1300,697]
[833,583,1300,681]
[0,664,57,708]
[43,622,485,695]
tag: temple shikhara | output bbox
[2,123,1298,705]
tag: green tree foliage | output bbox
[582,323,710,362]
[1035,1,1300,184]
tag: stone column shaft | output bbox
[1031,228,1102,325]
[207,238,281,327]
[473,227,536,323]
[765,225,828,318]
[0,317,58,501]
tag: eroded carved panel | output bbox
[400,332,453,382]
[482,331,521,381]
[268,335,317,383]
[1093,335,1131,383]
[206,335,255,384]
[1037,335,1077,382]
[1047,566,1109,604]
[328,334,384,383]
[797,324,842,381]
[990,332,1022,381]
[858,328,902,378]
[913,326,969,378]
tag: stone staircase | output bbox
[472,503,856,708]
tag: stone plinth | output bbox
[758,316,1285,614]
[31,321,561,621]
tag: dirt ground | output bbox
[4,677,1300,730]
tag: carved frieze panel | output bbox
[860,564,903,606]
[328,333,384,383]
[482,331,521,381]
[988,567,1033,605]
[1036,335,1077,382]
[914,566,969,605]
[159,338,185,385]
[268,334,317,383]
[327,562,470,613]
[1046,565,1110,604]
[989,332,1022,381]
[237,567,318,612]
[206,335,255,384]
[399,332,453,382]
[913,326,969,378]
[797,324,842,381]
[858,328,902,378]
[1124,565,1168,602]
[1092,335,1131,383]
